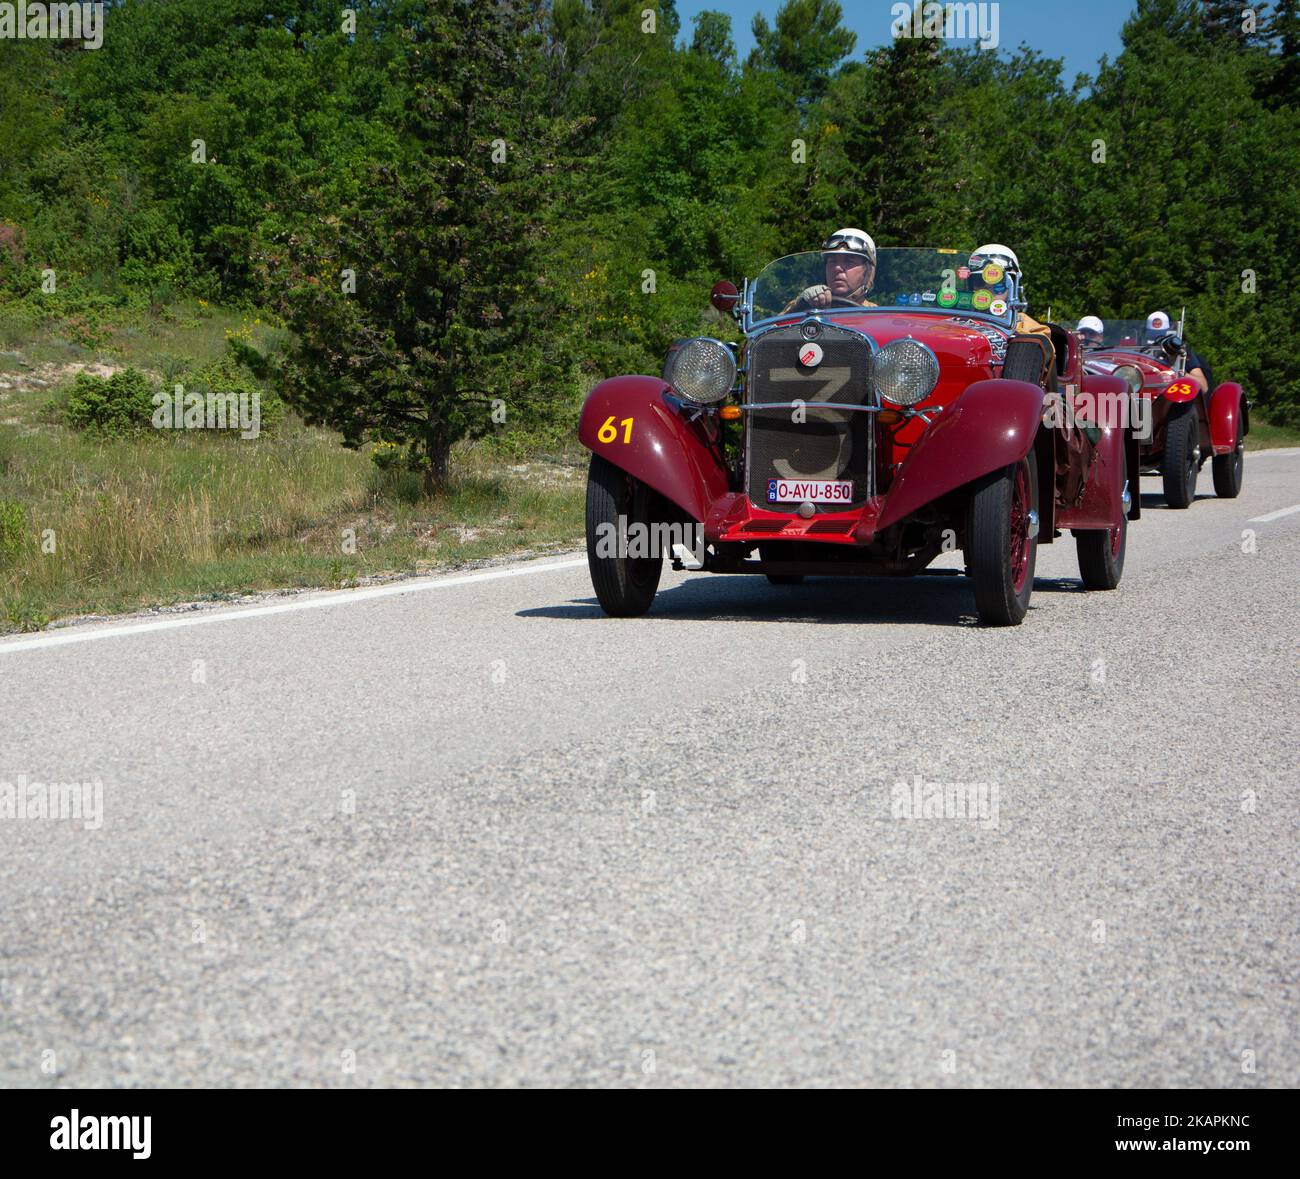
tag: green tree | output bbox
[258,0,561,490]
[748,0,856,106]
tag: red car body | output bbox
[579,251,1140,625]
[1083,342,1247,507]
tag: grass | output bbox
[0,300,584,634]
[1245,417,1300,450]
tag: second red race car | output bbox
[1081,316,1247,508]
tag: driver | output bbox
[1077,315,1105,349]
[1146,310,1213,395]
[788,229,877,310]
[968,243,1050,337]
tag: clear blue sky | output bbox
[675,0,1138,83]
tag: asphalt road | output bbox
[1,451,1297,1088]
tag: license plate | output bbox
[766,478,854,504]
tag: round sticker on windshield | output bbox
[938,289,957,307]
[957,266,970,280]
[989,298,1008,315]
[972,289,993,310]
[981,263,1004,285]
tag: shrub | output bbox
[182,353,285,434]
[63,368,156,435]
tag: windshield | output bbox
[749,248,1018,328]
[1084,318,1179,351]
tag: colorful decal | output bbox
[957,266,971,280]
[1164,379,1198,403]
[981,263,1004,285]
[798,342,824,368]
[971,289,993,311]
[909,293,922,305]
[938,289,957,308]
[957,292,972,308]
[896,294,909,305]
[989,298,1008,316]
[921,290,936,303]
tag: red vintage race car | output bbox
[578,248,1141,626]
[1081,317,1247,508]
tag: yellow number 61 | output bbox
[597,415,634,444]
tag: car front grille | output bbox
[744,322,875,512]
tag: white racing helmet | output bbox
[1146,310,1172,342]
[1077,315,1104,334]
[822,228,877,263]
[969,243,1021,272]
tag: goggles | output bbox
[822,233,874,260]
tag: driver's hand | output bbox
[799,284,832,308]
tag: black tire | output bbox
[760,545,803,585]
[967,456,1038,627]
[585,453,662,617]
[1001,337,1058,392]
[1211,421,1245,498]
[1161,403,1200,508]
[1075,509,1127,590]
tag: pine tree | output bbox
[258,0,560,491]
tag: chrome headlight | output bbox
[873,338,939,407]
[1111,364,1143,397]
[664,337,736,405]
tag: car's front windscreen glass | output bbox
[750,248,1017,326]
[1089,319,1173,349]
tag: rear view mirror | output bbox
[710,280,739,313]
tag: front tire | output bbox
[967,457,1038,626]
[1211,420,1245,498]
[585,453,663,617]
[1076,509,1126,590]
[1162,403,1200,508]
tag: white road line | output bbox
[0,557,588,655]
[1248,503,1300,523]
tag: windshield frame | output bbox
[741,248,1026,334]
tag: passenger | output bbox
[1147,310,1213,395]
[968,244,1050,338]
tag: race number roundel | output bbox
[981,263,1004,285]
[799,342,824,368]
[1164,379,1197,402]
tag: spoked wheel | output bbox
[585,453,663,616]
[1162,403,1200,508]
[1211,420,1245,498]
[1076,506,1127,590]
[967,456,1038,626]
